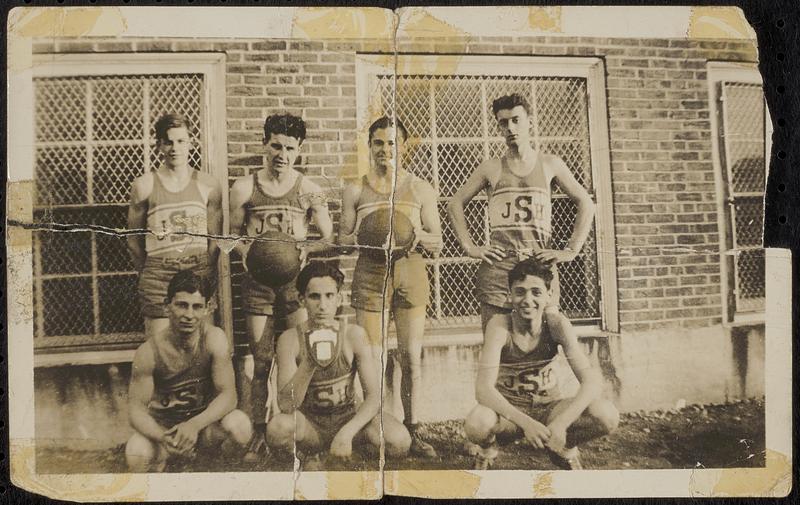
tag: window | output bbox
[31,54,228,352]
[708,63,768,321]
[356,55,618,332]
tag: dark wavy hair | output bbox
[368,116,409,143]
[507,257,554,290]
[263,113,307,143]
[154,113,190,143]
[491,93,532,117]
[166,270,212,303]
[296,261,345,295]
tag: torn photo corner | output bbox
[5,4,792,501]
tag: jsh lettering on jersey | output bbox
[488,187,552,249]
[486,155,554,253]
[245,173,315,241]
[145,171,209,257]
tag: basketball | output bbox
[357,208,416,260]
[246,231,301,288]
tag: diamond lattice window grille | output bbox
[736,249,765,307]
[720,81,766,312]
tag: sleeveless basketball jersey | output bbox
[245,172,310,240]
[145,171,209,257]
[487,154,552,252]
[147,328,214,426]
[495,318,577,407]
[355,172,423,233]
[299,322,357,418]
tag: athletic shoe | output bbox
[464,440,482,457]
[473,443,499,470]
[547,447,583,470]
[242,432,269,463]
[409,433,438,459]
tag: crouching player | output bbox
[464,258,619,470]
[266,262,411,467]
[125,271,252,472]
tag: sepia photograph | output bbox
[5,4,792,501]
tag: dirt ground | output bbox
[36,397,764,474]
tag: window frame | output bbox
[707,61,769,325]
[355,53,618,334]
[30,52,232,358]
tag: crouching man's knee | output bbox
[384,422,411,457]
[266,413,296,452]
[125,432,164,473]
[590,399,620,436]
[221,409,253,446]
[464,405,498,445]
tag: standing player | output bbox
[339,117,443,459]
[229,113,334,462]
[463,258,619,470]
[125,270,252,472]
[447,93,595,330]
[128,113,223,338]
[266,262,411,466]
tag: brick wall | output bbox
[597,38,755,333]
[33,35,758,340]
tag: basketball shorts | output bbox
[138,253,212,319]
[302,408,360,448]
[350,253,430,312]
[475,256,560,310]
[241,272,301,317]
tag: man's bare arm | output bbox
[205,177,224,268]
[447,163,505,263]
[554,158,595,255]
[127,344,166,442]
[228,177,252,262]
[301,181,335,258]
[336,327,380,438]
[127,179,149,272]
[310,203,334,241]
[302,180,334,242]
[337,183,360,249]
[275,328,316,413]
[300,203,336,262]
[545,313,601,430]
[181,328,238,432]
[415,181,443,255]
